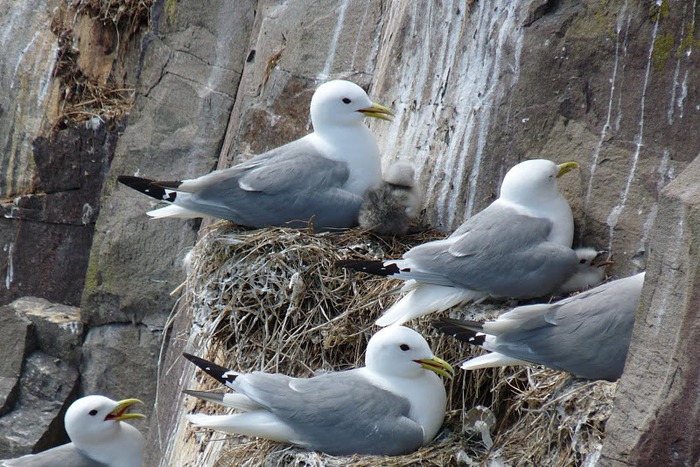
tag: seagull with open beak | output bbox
[1,395,146,467]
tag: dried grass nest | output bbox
[49,0,154,129]
[181,222,616,466]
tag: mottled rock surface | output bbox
[0,352,79,457]
[82,0,255,329]
[0,297,83,457]
[601,157,700,465]
[0,307,32,417]
[10,297,83,366]
[0,123,119,307]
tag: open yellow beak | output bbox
[415,356,455,379]
[556,161,580,178]
[105,398,146,422]
[358,102,395,121]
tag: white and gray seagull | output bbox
[118,79,393,231]
[432,272,645,381]
[0,396,145,467]
[183,326,454,456]
[340,159,581,326]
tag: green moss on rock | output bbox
[652,33,675,71]
[649,0,670,23]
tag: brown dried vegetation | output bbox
[49,0,153,129]
[178,223,615,466]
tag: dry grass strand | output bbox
[179,223,616,466]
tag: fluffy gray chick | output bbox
[359,161,420,235]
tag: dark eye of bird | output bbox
[580,259,587,264]
[400,344,410,351]
[89,409,98,416]
[342,98,351,104]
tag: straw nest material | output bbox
[180,222,616,466]
[49,0,154,129]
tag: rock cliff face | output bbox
[0,0,698,464]
[0,0,153,455]
[0,298,83,457]
[601,156,700,465]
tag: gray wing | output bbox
[236,371,424,456]
[404,205,578,297]
[174,139,362,230]
[487,273,644,380]
[1,443,105,467]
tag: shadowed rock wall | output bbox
[0,124,119,306]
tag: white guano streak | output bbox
[579,2,630,243]
[4,243,13,290]
[667,1,694,124]
[648,209,685,334]
[437,2,523,226]
[318,0,350,80]
[637,150,673,265]
[606,13,661,252]
[350,1,372,69]
[583,4,630,216]
[372,1,524,230]
[464,4,524,220]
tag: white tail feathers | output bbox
[459,352,531,370]
[375,284,482,327]
[186,412,298,444]
[147,204,201,219]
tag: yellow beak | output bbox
[106,398,146,422]
[415,356,455,379]
[556,161,580,178]
[358,102,395,121]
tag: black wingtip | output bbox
[431,318,486,345]
[117,175,177,202]
[182,353,237,386]
[336,259,401,277]
[117,175,151,190]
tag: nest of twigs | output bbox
[48,0,154,129]
[180,222,615,466]
[489,368,615,465]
